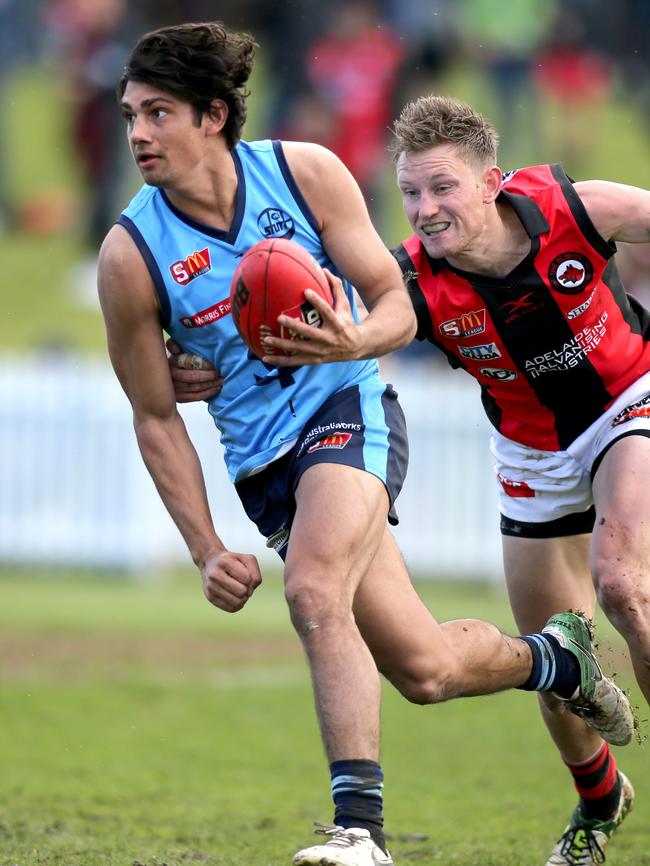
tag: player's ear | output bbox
[204,99,228,136]
[482,166,502,203]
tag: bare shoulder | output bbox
[574,179,650,243]
[281,140,343,182]
[98,224,159,315]
[280,141,363,224]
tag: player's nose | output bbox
[418,190,440,218]
[129,114,152,144]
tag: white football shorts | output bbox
[492,371,650,537]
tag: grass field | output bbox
[1,570,648,866]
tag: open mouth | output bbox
[421,221,451,236]
[136,153,159,169]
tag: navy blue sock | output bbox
[518,632,581,698]
[330,759,386,852]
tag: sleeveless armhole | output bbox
[117,214,172,331]
[550,164,617,260]
[272,140,322,236]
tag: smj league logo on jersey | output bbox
[257,207,295,239]
[439,308,486,338]
[459,342,502,361]
[170,248,212,286]
[548,252,593,294]
[307,431,352,453]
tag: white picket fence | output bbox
[0,356,504,579]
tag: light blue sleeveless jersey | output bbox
[118,139,382,482]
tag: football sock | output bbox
[565,742,621,821]
[330,759,387,853]
[517,632,582,697]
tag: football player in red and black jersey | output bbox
[392,94,650,866]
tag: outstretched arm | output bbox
[98,226,261,612]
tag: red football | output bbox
[230,238,333,357]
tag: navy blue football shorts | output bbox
[234,382,408,559]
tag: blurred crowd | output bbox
[1,0,649,315]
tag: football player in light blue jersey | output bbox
[98,23,631,866]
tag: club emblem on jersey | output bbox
[170,248,212,286]
[548,252,593,294]
[439,309,486,338]
[257,207,295,239]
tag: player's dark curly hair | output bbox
[117,22,257,148]
[390,95,498,167]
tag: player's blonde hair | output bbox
[390,95,498,167]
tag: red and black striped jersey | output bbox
[394,164,650,451]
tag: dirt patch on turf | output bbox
[0,631,305,683]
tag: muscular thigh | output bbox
[286,462,390,602]
[592,433,650,571]
[352,528,453,677]
[503,534,594,634]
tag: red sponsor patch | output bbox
[497,473,535,498]
[170,248,212,286]
[180,297,231,328]
[439,308,486,338]
[612,397,650,427]
[307,432,352,452]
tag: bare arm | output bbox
[575,179,650,243]
[97,226,261,611]
[263,142,416,364]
